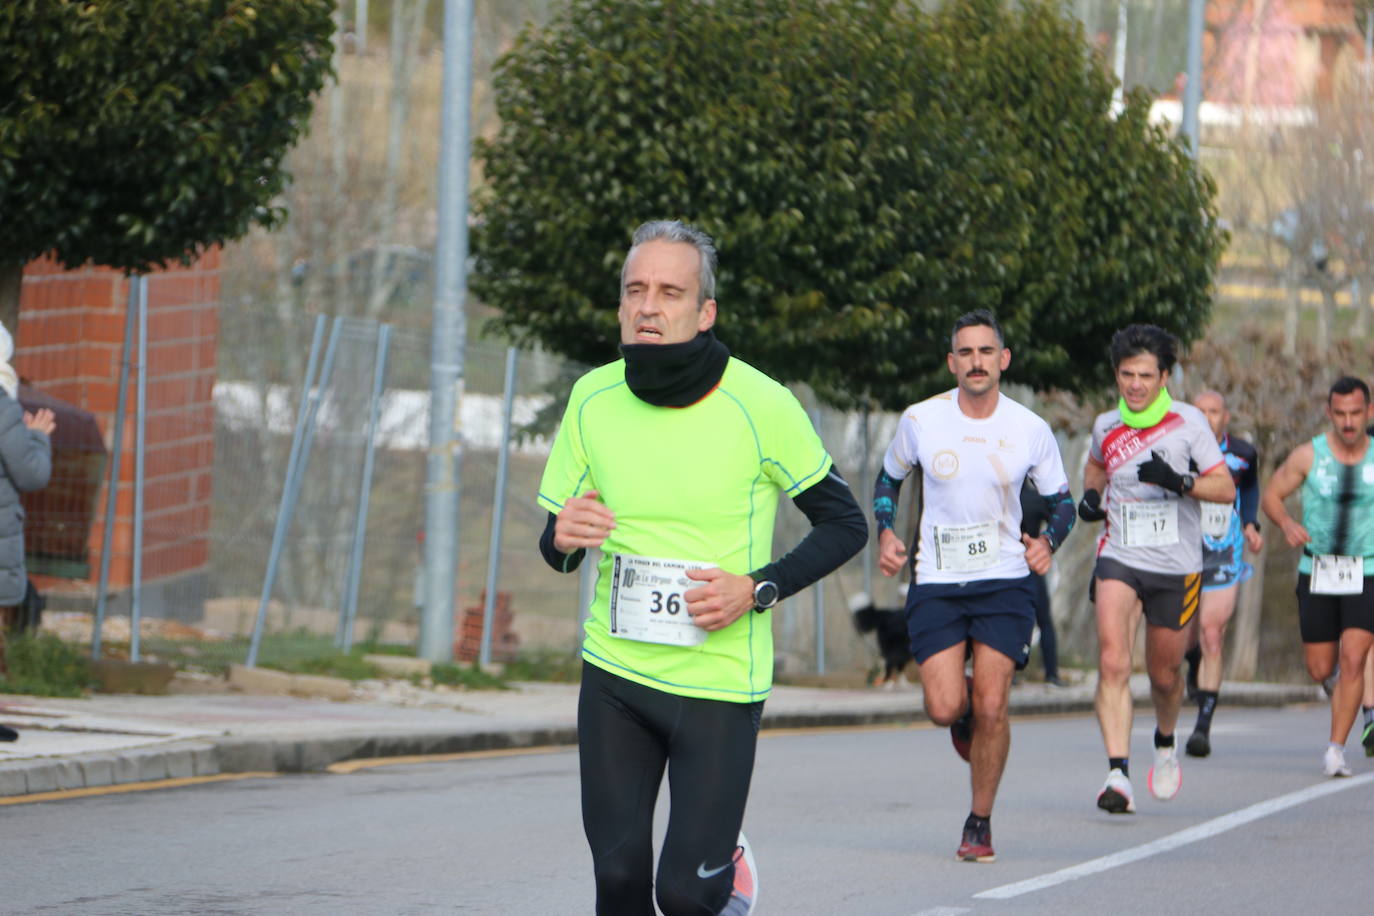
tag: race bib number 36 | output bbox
[934,520,999,573]
[608,553,707,647]
[1120,500,1179,548]
[1311,555,1364,595]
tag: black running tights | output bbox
[578,662,763,916]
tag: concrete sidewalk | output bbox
[0,673,1321,799]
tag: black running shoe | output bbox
[1185,729,1211,758]
[950,675,973,763]
[0,724,16,742]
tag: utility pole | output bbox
[421,0,474,662]
[1181,0,1205,158]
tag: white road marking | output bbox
[974,772,1374,900]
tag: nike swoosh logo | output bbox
[696,860,731,879]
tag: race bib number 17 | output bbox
[1120,501,1179,548]
[608,553,708,646]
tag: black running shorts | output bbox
[1295,573,1374,643]
[1092,556,1201,631]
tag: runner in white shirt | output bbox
[874,310,1076,864]
[1078,325,1233,814]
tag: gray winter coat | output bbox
[0,393,51,606]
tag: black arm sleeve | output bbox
[538,512,586,573]
[1237,439,1261,527]
[749,468,868,602]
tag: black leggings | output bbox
[1031,572,1059,677]
[578,662,763,916]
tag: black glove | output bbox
[1078,488,1106,522]
[1137,450,1189,495]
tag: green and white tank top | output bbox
[1299,434,1374,575]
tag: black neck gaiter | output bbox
[620,330,730,407]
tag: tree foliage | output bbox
[0,0,336,321]
[473,0,1225,410]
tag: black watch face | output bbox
[755,582,779,608]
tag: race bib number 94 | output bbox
[608,553,708,646]
[1311,555,1364,595]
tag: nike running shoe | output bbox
[956,822,995,863]
[729,832,757,915]
[1362,720,1374,758]
[1323,745,1352,778]
[1185,729,1211,759]
[1096,768,1135,814]
[950,674,974,763]
[1149,742,1182,800]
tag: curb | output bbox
[0,684,1322,799]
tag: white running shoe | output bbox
[1149,743,1182,800]
[728,832,758,915]
[1323,744,1352,778]
[1096,767,1135,814]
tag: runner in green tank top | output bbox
[1263,376,1374,778]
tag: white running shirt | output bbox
[882,389,1070,585]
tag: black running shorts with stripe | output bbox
[1092,556,1201,631]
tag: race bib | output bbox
[1120,500,1179,547]
[1200,502,1233,540]
[607,553,707,646]
[934,520,999,573]
[1311,555,1364,595]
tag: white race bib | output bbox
[1120,501,1179,547]
[934,520,999,573]
[1311,555,1364,595]
[607,553,707,647]
[1200,502,1233,540]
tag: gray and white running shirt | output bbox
[1090,400,1225,575]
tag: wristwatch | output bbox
[751,578,780,612]
[1180,474,1195,494]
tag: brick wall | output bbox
[16,253,219,610]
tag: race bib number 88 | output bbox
[934,520,999,573]
[608,553,708,646]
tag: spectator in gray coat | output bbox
[0,319,55,711]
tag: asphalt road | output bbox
[5,704,1372,915]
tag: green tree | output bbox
[473,0,1225,410]
[0,0,337,336]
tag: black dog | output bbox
[850,592,913,688]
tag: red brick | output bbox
[141,475,192,514]
[195,337,217,371]
[146,274,201,310]
[146,341,197,376]
[145,376,195,411]
[148,306,200,342]
[83,310,128,345]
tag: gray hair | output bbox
[620,220,717,304]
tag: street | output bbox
[5,704,1372,914]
